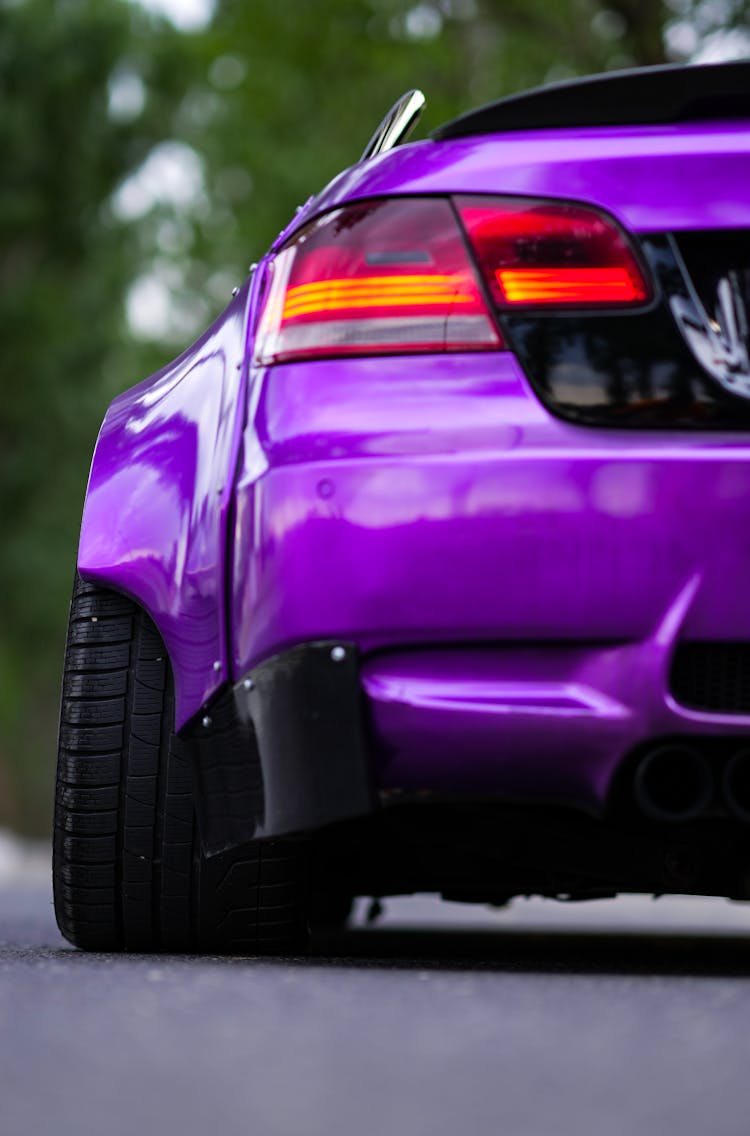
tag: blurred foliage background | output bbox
[1,0,749,833]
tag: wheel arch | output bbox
[77,275,259,730]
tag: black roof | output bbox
[433,60,750,140]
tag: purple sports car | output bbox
[55,61,750,952]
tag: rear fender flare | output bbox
[77,274,261,729]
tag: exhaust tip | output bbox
[634,745,713,822]
[723,749,750,822]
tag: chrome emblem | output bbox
[669,235,750,399]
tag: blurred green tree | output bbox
[0,0,191,828]
[144,0,750,343]
[1,0,748,832]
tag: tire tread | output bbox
[53,573,309,953]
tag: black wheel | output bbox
[53,574,310,953]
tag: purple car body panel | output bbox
[227,118,750,815]
[77,104,750,822]
[294,124,750,241]
[77,280,254,728]
[231,351,750,812]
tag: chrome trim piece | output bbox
[360,89,426,162]
[668,234,750,399]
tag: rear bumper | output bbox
[362,639,750,813]
[233,354,750,670]
[223,352,750,836]
[188,634,750,855]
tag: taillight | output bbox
[255,198,501,364]
[455,196,650,308]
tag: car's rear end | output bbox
[57,64,750,955]
[229,62,750,904]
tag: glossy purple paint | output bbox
[286,123,750,240]
[78,281,253,729]
[77,117,750,813]
[232,350,750,811]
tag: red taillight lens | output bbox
[455,196,650,308]
[255,198,501,364]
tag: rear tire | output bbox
[53,574,310,953]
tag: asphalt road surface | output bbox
[3,846,750,1136]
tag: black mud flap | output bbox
[181,642,376,855]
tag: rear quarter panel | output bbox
[78,280,255,729]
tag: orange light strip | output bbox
[496,267,645,304]
[282,274,479,319]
